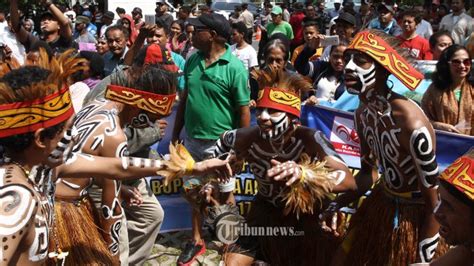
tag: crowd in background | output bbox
[0,0,473,264]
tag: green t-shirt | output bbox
[184,44,250,140]
[266,21,294,40]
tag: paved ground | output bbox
[144,230,223,266]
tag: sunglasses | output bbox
[449,59,472,66]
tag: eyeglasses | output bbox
[449,59,472,66]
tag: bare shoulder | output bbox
[0,166,37,241]
[390,96,432,131]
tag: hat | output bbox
[136,43,180,72]
[156,0,170,6]
[335,12,356,26]
[82,10,92,18]
[40,11,56,21]
[378,3,395,13]
[347,31,424,90]
[271,6,283,15]
[75,15,90,25]
[440,149,474,202]
[343,0,355,7]
[103,11,115,20]
[187,13,231,39]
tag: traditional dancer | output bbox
[433,149,474,265]
[164,68,355,265]
[321,30,447,266]
[0,52,231,265]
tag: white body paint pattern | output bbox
[358,99,439,191]
[0,166,53,263]
[419,233,440,262]
[345,56,376,95]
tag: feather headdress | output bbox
[0,48,87,138]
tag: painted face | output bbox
[448,49,471,80]
[434,186,473,246]
[256,108,290,140]
[344,51,376,95]
[432,35,453,60]
[130,112,157,129]
[45,118,77,168]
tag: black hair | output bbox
[429,30,454,49]
[105,24,130,39]
[116,7,126,14]
[401,10,422,24]
[231,22,248,36]
[180,5,192,14]
[171,20,185,33]
[432,44,471,90]
[155,20,172,37]
[135,65,177,95]
[79,51,105,78]
[241,3,248,9]
[29,41,54,60]
[302,17,319,30]
[0,66,66,154]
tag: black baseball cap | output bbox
[335,12,356,26]
[187,13,231,39]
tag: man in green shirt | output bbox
[172,13,251,265]
[265,5,294,40]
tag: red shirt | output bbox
[290,12,306,47]
[397,35,433,60]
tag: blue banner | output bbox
[149,105,474,232]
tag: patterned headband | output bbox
[440,150,474,201]
[347,31,424,90]
[105,85,176,116]
[0,87,74,138]
[257,87,301,118]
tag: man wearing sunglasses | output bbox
[172,13,250,266]
[320,30,446,265]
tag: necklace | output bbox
[10,161,30,176]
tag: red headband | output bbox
[257,87,301,118]
[440,154,474,201]
[105,85,176,116]
[0,87,74,138]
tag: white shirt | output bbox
[415,19,433,40]
[230,44,258,70]
[316,76,340,102]
[439,12,473,44]
[0,30,26,65]
[240,10,254,29]
[69,82,91,113]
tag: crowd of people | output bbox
[0,0,473,265]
